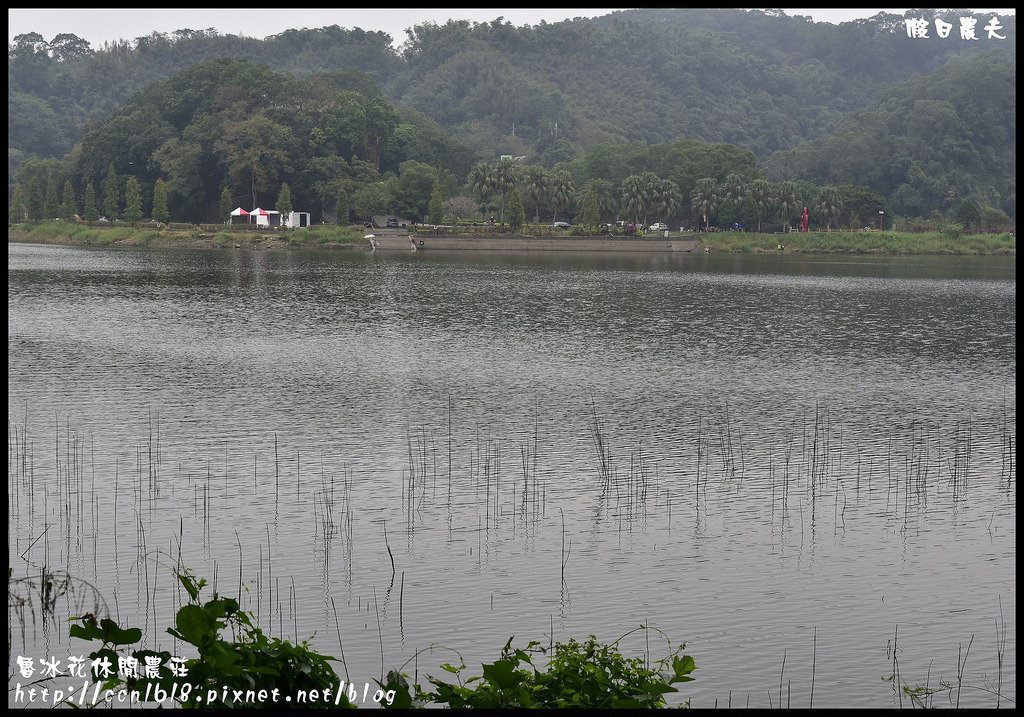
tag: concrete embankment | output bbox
[369,234,702,253]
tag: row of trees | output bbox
[9,163,164,225]
[14,154,1010,235]
[461,153,888,233]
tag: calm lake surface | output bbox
[8,242,1015,708]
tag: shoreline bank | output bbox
[7,225,1016,256]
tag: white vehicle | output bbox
[648,222,668,232]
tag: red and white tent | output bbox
[250,207,277,227]
[230,207,250,224]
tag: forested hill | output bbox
[8,8,1016,222]
[10,8,1014,161]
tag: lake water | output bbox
[8,242,1015,708]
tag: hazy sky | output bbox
[9,8,1014,50]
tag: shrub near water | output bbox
[68,569,352,709]
[60,566,694,709]
[380,628,697,709]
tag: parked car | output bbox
[551,221,571,229]
[648,222,668,232]
[386,217,400,228]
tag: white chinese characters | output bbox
[904,15,1007,40]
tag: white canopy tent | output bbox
[250,207,280,227]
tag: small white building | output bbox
[248,208,310,228]
[249,208,276,227]
[284,211,310,228]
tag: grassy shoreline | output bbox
[8,221,1017,255]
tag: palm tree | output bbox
[723,173,747,223]
[621,174,648,225]
[493,156,517,223]
[548,170,574,224]
[584,178,618,223]
[521,165,549,224]
[776,181,799,233]
[748,179,773,233]
[816,185,843,231]
[653,178,682,226]
[468,163,496,207]
[691,178,720,232]
[637,172,662,225]
[579,188,601,230]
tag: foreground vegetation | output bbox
[10,563,1010,709]
[28,567,696,709]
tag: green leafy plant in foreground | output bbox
[69,568,352,709]
[61,565,696,709]
[379,627,697,709]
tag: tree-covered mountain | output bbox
[8,8,1015,224]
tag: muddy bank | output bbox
[373,234,703,252]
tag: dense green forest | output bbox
[8,8,1016,229]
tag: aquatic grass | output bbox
[701,229,1016,255]
[297,224,364,246]
[8,403,1014,708]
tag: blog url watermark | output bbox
[11,680,397,707]
[12,654,396,707]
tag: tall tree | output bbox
[506,187,525,231]
[44,178,60,220]
[61,180,77,221]
[215,115,295,209]
[492,156,518,223]
[103,164,120,222]
[815,185,843,231]
[548,170,574,224]
[691,178,720,232]
[955,199,980,231]
[468,163,496,208]
[723,173,746,210]
[83,182,99,222]
[363,96,398,171]
[653,178,683,225]
[49,33,92,61]
[124,176,143,223]
[621,174,648,225]
[25,177,44,221]
[10,186,25,222]
[276,182,293,221]
[219,187,233,224]
[583,178,617,223]
[521,165,549,224]
[428,179,444,224]
[775,181,799,232]
[748,179,773,232]
[335,186,349,224]
[152,178,169,223]
[580,188,601,230]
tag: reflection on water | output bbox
[8,243,1016,708]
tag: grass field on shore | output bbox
[8,221,1016,255]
